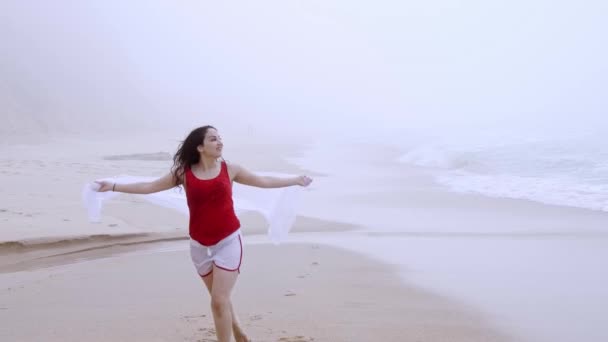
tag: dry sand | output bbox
[0,136,513,341]
[0,240,511,342]
[3,135,608,341]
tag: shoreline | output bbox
[0,215,358,272]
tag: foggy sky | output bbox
[1,1,606,143]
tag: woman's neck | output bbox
[198,156,218,170]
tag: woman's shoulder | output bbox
[223,159,244,169]
[222,159,243,180]
[176,165,191,174]
[171,165,189,185]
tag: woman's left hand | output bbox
[295,175,313,187]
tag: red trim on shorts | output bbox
[212,235,243,273]
[200,268,213,278]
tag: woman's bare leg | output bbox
[202,269,250,342]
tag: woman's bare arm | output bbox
[95,172,180,194]
[230,163,312,188]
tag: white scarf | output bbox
[82,173,301,244]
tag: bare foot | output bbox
[234,332,251,342]
[236,337,251,342]
[233,324,251,342]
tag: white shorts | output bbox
[190,230,243,277]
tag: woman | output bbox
[95,125,313,342]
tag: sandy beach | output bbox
[0,240,512,342]
[0,136,512,342]
[1,136,608,342]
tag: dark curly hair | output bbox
[171,125,216,185]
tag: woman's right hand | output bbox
[94,180,114,192]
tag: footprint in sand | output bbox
[193,327,217,342]
[181,314,207,324]
[201,327,216,337]
[278,336,315,342]
[183,314,207,319]
[249,314,263,321]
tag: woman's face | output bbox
[198,128,223,158]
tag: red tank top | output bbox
[185,161,241,246]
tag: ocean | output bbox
[396,126,608,211]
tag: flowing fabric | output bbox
[81,173,301,244]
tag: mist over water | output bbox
[1,1,606,208]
